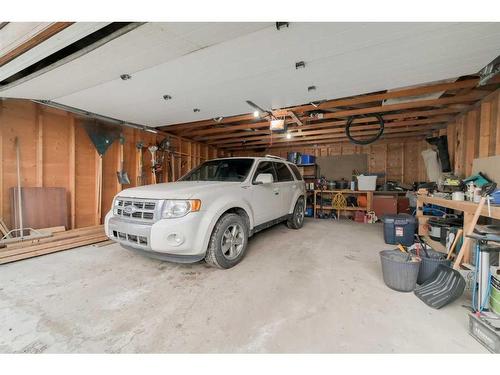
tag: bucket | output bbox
[415,249,451,284]
[379,250,421,292]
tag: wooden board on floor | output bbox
[10,187,69,230]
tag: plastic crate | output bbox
[468,313,500,353]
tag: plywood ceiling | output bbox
[1,22,500,128]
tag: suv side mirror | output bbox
[254,173,274,185]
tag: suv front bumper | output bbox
[104,210,210,258]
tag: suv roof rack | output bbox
[264,154,286,161]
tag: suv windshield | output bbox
[180,158,255,182]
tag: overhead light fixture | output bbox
[253,110,260,118]
[286,132,292,139]
[295,61,306,70]
[163,94,172,100]
[120,74,132,80]
[270,119,286,132]
[193,108,200,113]
[143,127,158,134]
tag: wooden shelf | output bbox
[418,195,500,220]
[417,194,500,267]
[313,190,373,218]
[314,189,374,194]
[314,205,367,211]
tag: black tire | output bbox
[287,197,305,229]
[345,113,384,145]
[205,213,249,269]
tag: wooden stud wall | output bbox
[0,99,222,229]
[234,139,431,185]
[447,89,500,177]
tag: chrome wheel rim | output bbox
[295,200,304,225]
[221,223,245,260]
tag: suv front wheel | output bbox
[287,197,305,229]
[205,213,249,269]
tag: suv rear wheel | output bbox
[205,213,249,269]
[287,197,305,229]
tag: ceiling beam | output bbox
[159,78,482,133]
[200,109,459,143]
[221,120,446,149]
[187,105,464,139]
[227,127,443,151]
[212,116,451,146]
[0,22,74,67]
[233,135,429,152]
[181,91,484,139]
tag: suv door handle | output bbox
[273,188,280,195]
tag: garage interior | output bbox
[1,21,500,353]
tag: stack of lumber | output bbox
[0,225,108,264]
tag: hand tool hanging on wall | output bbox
[148,145,158,184]
[116,134,131,185]
[81,119,121,224]
[159,137,175,182]
[136,141,145,185]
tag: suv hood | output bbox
[117,181,238,200]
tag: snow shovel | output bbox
[414,265,465,309]
[116,135,131,185]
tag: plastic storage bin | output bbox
[300,154,316,165]
[287,152,301,164]
[357,175,377,191]
[381,214,417,246]
[379,250,421,292]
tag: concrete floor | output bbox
[0,219,485,353]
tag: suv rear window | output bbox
[252,161,278,183]
[288,164,303,181]
[273,162,294,182]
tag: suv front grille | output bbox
[114,198,158,221]
[112,230,148,246]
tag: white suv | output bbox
[105,156,306,268]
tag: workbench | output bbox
[416,195,500,263]
[313,190,374,219]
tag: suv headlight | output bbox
[161,199,201,219]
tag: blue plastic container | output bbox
[287,152,301,164]
[492,189,500,204]
[305,207,313,217]
[300,154,316,165]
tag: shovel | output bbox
[116,135,131,185]
[148,145,158,184]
